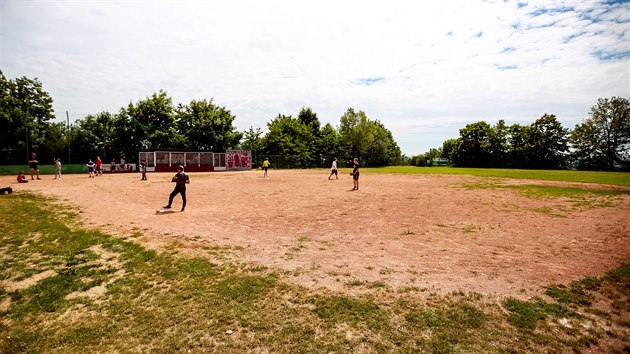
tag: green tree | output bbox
[528,114,569,169]
[71,112,118,163]
[507,124,531,168]
[424,148,442,166]
[338,108,401,166]
[176,99,242,151]
[491,120,509,167]
[451,121,495,167]
[40,122,69,163]
[241,126,263,166]
[297,107,322,166]
[125,90,184,155]
[570,97,630,170]
[0,70,55,164]
[441,138,460,162]
[319,123,341,166]
[411,154,427,166]
[339,108,368,161]
[260,114,312,168]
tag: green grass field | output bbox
[1,192,628,353]
[365,166,630,187]
[0,164,90,175]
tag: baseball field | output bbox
[1,168,628,352]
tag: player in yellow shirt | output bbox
[262,158,270,178]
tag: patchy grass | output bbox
[0,192,628,353]
[507,185,628,199]
[462,224,480,233]
[365,166,630,187]
[461,182,628,212]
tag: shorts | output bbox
[96,166,101,171]
[353,172,360,180]
[264,167,268,171]
[331,170,338,175]
[88,167,94,172]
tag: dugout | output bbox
[138,150,251,172]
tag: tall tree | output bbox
[490,120,509,167]
[441,138,460,162]
[0,70,55,164]
[125,90,184,154]
[40,122,69,163]
[506,123,532,168]
[338,108,401,166]
[571,97,630,170]
[319,123,341,165]
[528,114,569,169]
[260,114,312,168]
[71,111,118,162]
[451,121,495,167]
[297,107,322,166]
[176,99,242,151]
[241,126,263,166]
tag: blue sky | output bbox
[1,0,628,155]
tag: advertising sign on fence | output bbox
[226,150,252,171]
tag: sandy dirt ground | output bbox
[3,169,629,298]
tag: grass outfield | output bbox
[1,192,628,353]
[0,164,89,175]
[364,166,630,187]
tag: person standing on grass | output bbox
[95,156,103,176]
[140,160,147,181]
[28,153,41,180]
[328,157,338,180]
[54,158,62,180]
[87,159,95,178]
[263,158,270,178]
[163,165,190,212]
[351,157,360,190]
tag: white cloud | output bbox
[1,0,628,155]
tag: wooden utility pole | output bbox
[67,111,71,163]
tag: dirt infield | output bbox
[3,170,629,298]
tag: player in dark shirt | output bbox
[163,165,190,211]
[351,158,360,190]
[140,160,147,181]
[28,153,41,180]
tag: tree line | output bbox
[242,107,403,168]
[410,97,629,171]
[1,70,627,170]
[0,71,401,168]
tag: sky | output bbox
[1,0,629,155]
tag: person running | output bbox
[95,156,103,176]
[17,171,28,183]
[140,160,147,181]
[163,165,190,212]
[328,157,338,180]
[28,153,41,180]
[351,157,360,190]
[54,158,62,180]
[87,159,95,178]
[262,158,270,178]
